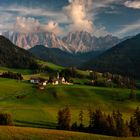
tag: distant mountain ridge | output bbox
[29,45,103,67]
[0,35,38,69]
[3,31,122,53]
[62,31,121,53]
[81,33,140,78]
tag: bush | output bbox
[0,113,13,125]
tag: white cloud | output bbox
[124,1,140,9]
[64,0,94,33]
[63,0,109,36]
[14,17,40,33]
[43,21,63,35]
[115,20,140,36]
[0,1,117,36]
[14,17,63,35]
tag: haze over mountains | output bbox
[2,31,122,53]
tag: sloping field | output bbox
[0,126,140,140]
[0,78,140,128]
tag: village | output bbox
[0,69,137,90]
[30,73,73,90]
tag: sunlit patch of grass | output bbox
[0,126,140,140]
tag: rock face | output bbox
[62,31,121,53]
[3,31,121,53]
[3,32,70,52]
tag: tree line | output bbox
[57,106,140,137]
[0,71,23,80]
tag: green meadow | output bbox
[0,65,140,139]
[0,77,140,128]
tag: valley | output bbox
[0,1,140,137]
[0,62,140,140]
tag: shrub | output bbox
[0,113,13,125]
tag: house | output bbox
[30,77,47,86]
[48,73,73,85]
[107,79,112,82]
[52,80,59,85]
[59,77,66,84]
[30,77,40,84]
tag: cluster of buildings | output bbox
[30,73,72,90]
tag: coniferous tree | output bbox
[107,114,116,136]
[87,107,94,129]
[57,106,71,130]
[129,107,140,136]
[79,110,84,130]
[122,121,132,137]
[71,122,78,131]
[113,110,128,137]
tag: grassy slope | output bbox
[0,78,140,128]
[0,126,140,140]
[0,67,32,75]
[37,60,64,71]
[0,59,63,74]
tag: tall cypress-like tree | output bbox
[107,114,116,136]
[57,106,71,130]
[79,110,84,130]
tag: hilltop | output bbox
[82,33,140,78]
[0,36,38,69]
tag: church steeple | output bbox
[57,72,60,80]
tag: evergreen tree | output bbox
[122,121,132,137]
[79,110,84,131]
[87,107,94,129]
[107,114,116,136]
[129,107,140,136]
[57,106,71,130]
[71,122,78,131]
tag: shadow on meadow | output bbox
[15,120,57,129]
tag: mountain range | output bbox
[81,33,140,78]
[0,32,140,78]
[2,31,122,53]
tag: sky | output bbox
[0,0,140,37]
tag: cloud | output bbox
[124,1,140,9]
[14,17,63,35]
[63,0,109,36]
[0,1,119,36]
[115,20,140,36]
[14,17,40,33]
[63,0,94,33]
[43,21,63,35]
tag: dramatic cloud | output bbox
[64,0,94,33]
[0,0,140,37]
[124,1,140,9]
[63,0,109,36]
[14,17,63,35]
[15,17,40,33]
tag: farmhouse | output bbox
[52,80,59,85]
[30,77,47,86]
